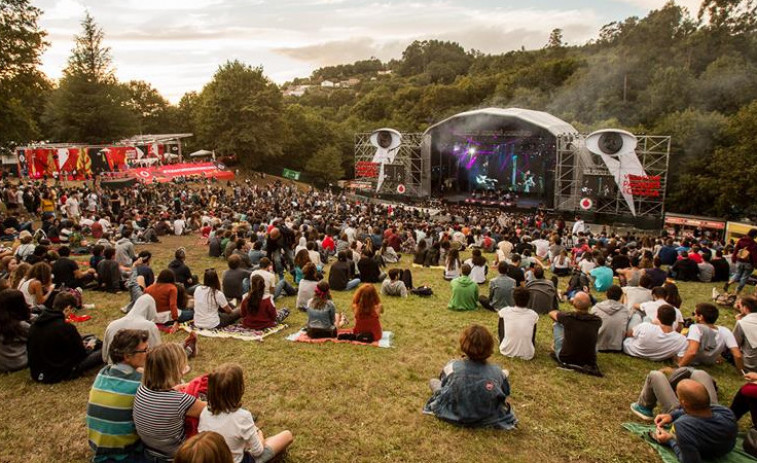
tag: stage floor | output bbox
[440,193,545,210]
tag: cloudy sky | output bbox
[34,0,702,103]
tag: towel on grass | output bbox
[622,422,755,463]
[286,328,394,348]
[178,322,289,342]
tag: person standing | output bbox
[725,228,757,294]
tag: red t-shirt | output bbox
[91,222,103,239]
[353,308,382,341]
[241,295,277,329]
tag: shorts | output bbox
[241,447,275,463]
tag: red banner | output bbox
[355,161,379,178]
[623,174,661,197]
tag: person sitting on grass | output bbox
[175,431,234,463]
[677,303,743,370]
[424,324,517,430]
[87,329,149,462]
[96,247,123,293]
[221,255,251,303]
[296,263,320,310]
[622,305,688,362]
[549,292,602,375]
[526,266,559,315]
[240,275,289,330]
[133,343,207,461]
[381,268,408,298]
[349,283,383,342]
[734,296,757,373]
[145,269,194,328]
[448,264,479,312]
[589,256,613,293]
[463,249,488,285]
[198,363,293,463]
[479,261,516,312]
[328,251,361,291]
[632,375,737,462]
[306,281,344,339]
[0,289,31,373]
[590,285,629,352]
[27,292,103,383]
[630,368,718,420]
[497,287,538,360]
[193,269,241,330]
[102,294,162,363]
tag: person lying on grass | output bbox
[424,324,517,430]
[198,363,293,463]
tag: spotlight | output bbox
[468,147,476,155]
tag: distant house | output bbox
[283,85,312,97]
[339,78,360,87]
[321,80,335,88]
[377,70,393,76]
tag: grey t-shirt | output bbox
[734,322,757,372]
[488,275,516,310]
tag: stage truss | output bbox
[353,133,429,197]
[554,135,671,218]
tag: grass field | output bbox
[0,235,750,463]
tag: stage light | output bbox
[468,147,476,155]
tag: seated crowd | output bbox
[2,177,757,462]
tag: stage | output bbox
[440,193,546,211]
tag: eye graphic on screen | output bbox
[598,132,623,155]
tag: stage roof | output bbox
[423,107,578,138]
[118,133,193,144]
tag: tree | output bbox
[546,28,564,48]
[125,80,171,134]
[305,145,344,185]
[194,60,284,169]
[43,13,136,143]
[0,0,49,151]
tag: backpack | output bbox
[411,285,433,297]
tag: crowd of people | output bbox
[1,176,757,462]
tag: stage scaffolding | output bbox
[353,132,429,197]
[554,135,671,218]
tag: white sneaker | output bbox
[83,303,96,310]
[120,305,130,313]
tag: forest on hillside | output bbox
[2,0,756,216]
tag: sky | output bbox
[34,0,703,103]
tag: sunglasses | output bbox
[132,348,150,354]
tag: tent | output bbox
[189,149,213,158]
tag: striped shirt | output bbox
[86,364,143,462]
[133,385,196,457]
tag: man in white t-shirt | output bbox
[497,287,539,360]
[173,216,186,236]
[640,287,684,331]
[678,303,743,370]
[571,216,585,237]
[250,257,296,300]
[87,192,98,212]
[66,195,81,220]
[532,233,550,261]
[623,305,688,361]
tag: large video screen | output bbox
[452,136,554,194]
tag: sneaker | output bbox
[82,303,95,310]
[183,332,198,359]
[630,402,654,421]
[120,305,129,314]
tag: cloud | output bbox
[611,0,702,14]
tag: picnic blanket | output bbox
[286,328,394,348]
[622,422,756,463]
[178,322,289,342]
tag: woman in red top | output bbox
[241,275,289,329]
[352,284,383,342]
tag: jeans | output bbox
[176,309,194,323]
[553,323,564,358]
[637,369,718,414]
[345,278,361,291]
[730,383,757,423]
[730,262,754,293]
[274,279,297,299]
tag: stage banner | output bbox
[282,168,300,180]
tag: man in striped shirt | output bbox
[87,329,149,462]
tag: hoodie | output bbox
[27,309,87,383]
[448,275,479,311]
[591,299,630,351]
[102,294,162,363]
